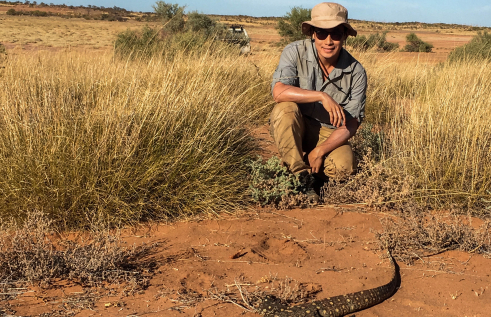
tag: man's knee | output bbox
[269,102,303,137]
[323,144,356,179]
[270,102,301,123]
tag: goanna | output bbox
[257,251,398,317]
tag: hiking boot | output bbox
[296,170,320,204]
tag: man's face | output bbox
[313,26,347,62]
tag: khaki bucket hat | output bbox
[301,2,357,37]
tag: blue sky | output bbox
[47,0,491,27]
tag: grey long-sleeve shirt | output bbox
[271,39,367,128]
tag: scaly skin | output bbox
[257,251,398,317]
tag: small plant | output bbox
[248,156,302,206]
[276,6,311,43]
[448,31,491,63]
[350,122,385,162]
[403,33,433,52]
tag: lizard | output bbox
[256,250,398,317]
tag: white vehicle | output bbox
[225,24,251,55]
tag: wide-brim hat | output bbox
[301,2,357,37]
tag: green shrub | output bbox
[346,32,399,52]
[403,33,433,52]
[31,10,48,16]
[186,11,215,32]
[276,6,311,43]
[248,156,301,206]
[153,1,185,33]
[6,8,17,15]
[114,26,165,60]
[448,31,491,63]
[351,122,386,162]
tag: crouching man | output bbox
[270,2,367,199]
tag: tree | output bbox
[152,1,185,33]
[276,7,311,43]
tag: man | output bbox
[270,2,366,198]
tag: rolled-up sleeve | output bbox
[271,43,300,93]
[343,63,367,124]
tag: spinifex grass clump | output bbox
[448,31,491,63]
[114,25,233,60]
[347,52,491,212]
[248,156,301,206]
[0,48,274,228]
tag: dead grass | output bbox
[0,46,275,228]
[0,210,154,293]
[375,211,491,265]
[0,14,159,48]
[324,51,491,213]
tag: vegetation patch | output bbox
[0,210,153,291]
[248,156,302,206]
[0,48,273,229]
[275,6,311,43]
[402,33,433,52]
[114,2,245,60]
[346,32,399,52]
[448,31,491,63]
[376,212,491,264]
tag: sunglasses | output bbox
[314,28,344,41]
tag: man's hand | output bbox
[321,94,346,128]
[308,147,325,174]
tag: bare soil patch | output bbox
[3,207,490,316]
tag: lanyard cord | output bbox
[310,40,354,99]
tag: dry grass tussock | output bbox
[0,47,275,228]
[375,212,491,265]
[0,210,154,296]
[320,52,491,214]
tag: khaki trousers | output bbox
[269,102,356,179]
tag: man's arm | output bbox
[273,82,346,128]
[308,118,358,173]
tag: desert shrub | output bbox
[321,154,416,209]
[447,31,491,63]
[31,10,48,16]
[350,122,385,162]
[186,11,216,33]
[186,12,230,40]
[376,212,491,264]
[248,156,302,206]
[276,6,311,43]
[153,1,185,33]
[0,49,274,229]
[346,34,370,50]
[6,8,17,15]
[114,26,165,59]
[114,25,237,60]
[0,210,152,287]
[346,32,399,52]
[403,33,433,52]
